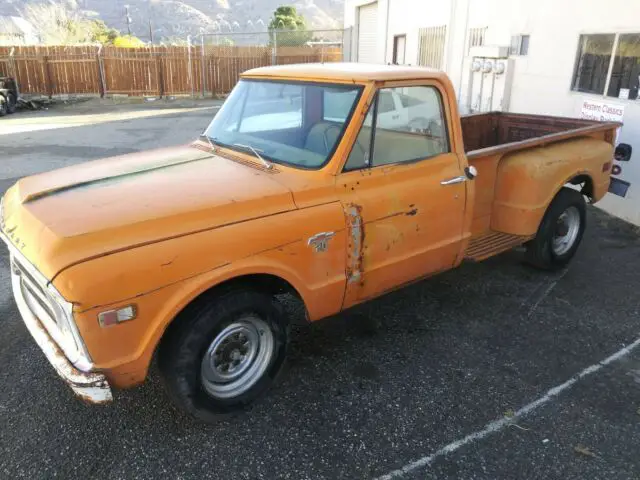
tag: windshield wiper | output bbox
[233,143,273,170]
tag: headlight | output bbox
[46,282,93,371]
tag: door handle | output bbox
[440,176,467,185]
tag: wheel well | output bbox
[568,174,594,200]
[156,274,307,358]
[205,273,302,298]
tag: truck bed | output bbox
[459,111,618,257]
[460,112,618,158]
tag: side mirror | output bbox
[465,165,478,180]
[614,143,632,162]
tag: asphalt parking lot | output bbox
[0,102,639,479]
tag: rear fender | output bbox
[491,137,613,235]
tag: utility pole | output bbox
[124,5,132,36]
[148,19,153,43]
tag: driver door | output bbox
[337,83,468,308]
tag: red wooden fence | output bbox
[0,45,343,97]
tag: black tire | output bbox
[158,288,289,423]
[0,98,7,117]
[525,187,586,270]
[6,93,16,114]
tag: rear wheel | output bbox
[0,97,7,117]
[158,288,289,423]
[525,187,586,270]
[6,93,16,114]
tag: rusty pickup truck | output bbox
[0,64,622,421]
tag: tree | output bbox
[90,20,120,44]
[268,6,312,47]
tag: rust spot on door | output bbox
[345,204,364,284]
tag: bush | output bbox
[113,35,146,48]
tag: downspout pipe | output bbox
[457,0,471,102]
[445,0,457,72]
[383,0,391,63]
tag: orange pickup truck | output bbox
[0,64,622,421]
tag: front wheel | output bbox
[525,187,587,270]
[158,288,289,422]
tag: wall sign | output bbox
[580,99,625,123]
[581,99,631,197]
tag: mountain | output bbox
[0,0,345,42]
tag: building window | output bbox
[571,33,640,100]
[572,34,615,94]
[510,34,530,56]
[392,34,407,65]
[607,33,640,100]
[468,27,487,53]
[417,25,447,69]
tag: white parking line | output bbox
[375,336,640,480]
[526,268,569,319]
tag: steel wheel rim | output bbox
[201,316,275,400]
[552,206,581,256]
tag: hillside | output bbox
[0,0,345,41]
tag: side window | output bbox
[378,91,396,113]
[344,106,374,171]
[372,86,448,166]
[343,86,449,171]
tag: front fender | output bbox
[56,202,348,385]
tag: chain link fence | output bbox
[199,29,352,95]
[201,28,350,62]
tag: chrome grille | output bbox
[21,278,57,324]
[12,257,62,332]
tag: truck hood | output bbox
[1,144,296,279]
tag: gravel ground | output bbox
[0,103,639,479]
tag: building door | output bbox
[357,2,378,63]
[393,35,406,64]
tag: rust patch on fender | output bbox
[406,208,418,216]
[345,204,364,284]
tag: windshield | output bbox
[204,79,363,169]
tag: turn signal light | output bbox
[98,305,137,327]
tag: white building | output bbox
[344,0,640,225]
